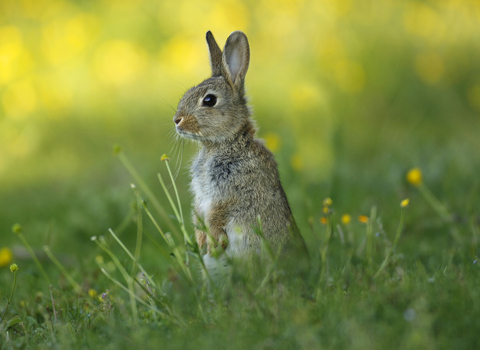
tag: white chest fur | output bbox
[191,174,211,217]
[191,155,213,217]
[191,153,249,256]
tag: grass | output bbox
[1,146,479,350]
[1,1,480,347]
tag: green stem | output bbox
[0,271,17,323]
[418,183,463,243]
[114,205,135,236]
[142,201,196,280]
[94,238,138,325]
[142,201,170,245]
[17,233,51,285]
[254,216,274,261]
[255,246,282,295]
[99,268,175,323]
[316,213,333,300]
[109,228,158,289]
[157,172,181,224]
[161,235,206,321]
[320,217,332,283]
[157,172,193,246]
[43,246,83,296]
[143,227,172,260]
[471,215,479,250]
[366,206,377,265]
[374,206,406,279]
[117,151,180,239]
[165,160,184,225]
[130,185,143,277]
[418,183,451,222]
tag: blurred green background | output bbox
[1,0,479,259]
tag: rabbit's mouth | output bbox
[176,128,204,141]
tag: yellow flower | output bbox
[358,215,369,224]
[160,154,170,162]
[323,198,332,207]
[323,206,329,214]
[341,214,351,225]
[10,263,18,272]
[12,223,22,234]
[320,217,328,225]
[264,132,281,153]
[0,247,13,267]
[400,198,410,208]
[407,168,422,186]
[113,144,122,154]
[88,289,97,299]
[291,153,304,171]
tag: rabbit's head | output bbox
[174,31,252,142]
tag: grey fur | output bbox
[173,31,307,273]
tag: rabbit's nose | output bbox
[173,116,183,125]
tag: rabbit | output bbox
[173,31,308,280]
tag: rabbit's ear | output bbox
[223,31,250,88]
[206,31,223,77]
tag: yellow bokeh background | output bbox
[0,0,479,190]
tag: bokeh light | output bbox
[0,0,479,247]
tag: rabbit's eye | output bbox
[202,94,217,107]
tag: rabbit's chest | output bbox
[191,155,235,216]
[191,173,212,217]
[191,158,216,216]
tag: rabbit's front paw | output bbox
[219,233,229,250]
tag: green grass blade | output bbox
[14,229,52,286]
[117,151,180,239]
[130,184,143,277]
[43,246,84,296]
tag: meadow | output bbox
[1,0,480,348]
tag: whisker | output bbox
[162,121,174,129]
[158,99,177,113]
[165,128,186,190]
[163,78,188,91]
[174,140,185,182]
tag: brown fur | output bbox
[206,201,231,251]
[179,115,200,134]
[193,205,207,250]
[194,202,230,253]
[174,31,308,275]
